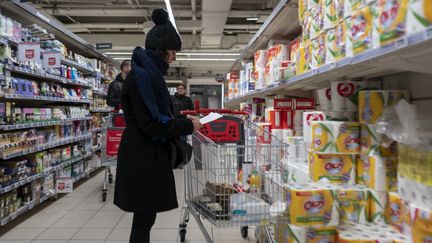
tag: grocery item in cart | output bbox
[311,121,360,154]
[309,153,356,184]
[283,183,339,226]
[337,184,369,223]
[406,0,432,34]
[230,193,270,223]
[360,155,398,191]
[204,182,237,219]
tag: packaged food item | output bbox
[360,124,397,157]
[311,34,326,68]
[376,0,408,46]
[336,0,345,19]
[309,153,356,184]
[360,155,398,192]
[337,184,369,223]
[406,0,432,34]
[369,189,388,223]
[283,183,339,226]
[358,90,409,124]
[351,6,374,55]
[324,0,338,29]
[311,121,360,154]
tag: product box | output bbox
[360,155,398,192]
[296,42,312,74]
[256,122,272,144]
[310,3,324,39]
[283,183,339,226]
[376,0,408,46]
[254,50,268,70]
[337,184,369,223]
[267,44,290,63]
[360,124,398,157]
[369,189,388,223]
[274,98,315,110]
[269,109,294,129]
[398,175,432,209]
[303,111,326,145]
[384,192,411,234]
[311,121,361,154]
[409,203,432,240]
[309,153,356,184]
[287,162,311,183]
[311,34,326,68]
[290,38,301,64]
[317,88,332,111]
[358,90,409,124]
[302,15,312,42]
[323,0,338,29]
[406,0,432,35]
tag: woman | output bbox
[114,8,201,243]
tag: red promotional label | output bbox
[326,88,332,100]
[106,128,124,156]
[48,57,56,66]
[306,113,325,126]
[25,49,35,59]
[337,83,355,97]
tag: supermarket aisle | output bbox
[0,170,254,243]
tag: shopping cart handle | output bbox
[180,108,248,116]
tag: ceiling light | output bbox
[176,58,236,61]
[246,17,259,21]
[165,0,178,30]
[105,52,132,55]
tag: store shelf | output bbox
[230,0,300,71]
[61,58,94,75]
[0,153,92,195]
[5,64,92,88]
[0,93,91,104]
[0,117,92,131]
[0,133,92,160]
[91,127,103,133]
[90,108,112,113]
[226,27,432,107]
[93,90,108,97]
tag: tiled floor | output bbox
[0,170,258,243]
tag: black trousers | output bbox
[129,212,157,243]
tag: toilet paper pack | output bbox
[360,155,398,192]
[337,222,413,243]
[283,183,339,226]
[376,0,408,46]
[331,81,358,112]
[324,0,338,29]
[356,157,365,184]
[311,34,326,68]
[275,222,337,243]
[326,20,347,63]
[296,42,312,74]
[337,184,369,223]
[360,124,398,157]
[303,111,326,146]
[369,190,388,223]
[398,144,432,188]
[310,6,324,40]
[398,175,432,209]
[285,137,307,164]
[406,0,432,35]
[254,50,268,70]
[309,153,356,184]
[409,203,432,238]
[359,90,410,124]
[351,6,374,55]
[317,88,332,111]
[384,192,411,235]
[311,121,361,154]
[287,163,311,183]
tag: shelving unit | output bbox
[0,117,92,131]
[90,108,112,113]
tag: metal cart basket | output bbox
[178,109,289,243]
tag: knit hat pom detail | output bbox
[152,9,169,25]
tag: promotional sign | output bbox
[42,52,61,68]
[56,178,73,193]
[18,42,41,62]
[96,42,113,50]
[106,128,124,156]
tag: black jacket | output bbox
[114,70,193,213]
[171,93,194,115]
[107,73,125,109]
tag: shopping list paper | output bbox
[200,112,223,124]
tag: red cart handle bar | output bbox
[181,108,248,116]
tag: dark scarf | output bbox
[131,47,171,140]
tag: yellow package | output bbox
[351,6,374,55]
[324,0,338,29]
[369,190,388,223]
[356,157,365,184]
[361,155,398,192]
[296,42,312,74]
[309,153,356,184]
[299,0,309,24]
[325,27,337,64]
[311,34,326,68]
[311,121,360,154]
[311,5,324,39]
[360,124,398,157]
[359,90,410,124]
[384,192,411,234]
[410,204,432,234]
[303,15,312,42]
[377,0,409,46]
[337,185,369,223]
[276,222,337,243]
[398,144,432,187]
[406,0,432,35]
[284,183,339,226]
[412,227,432,243]
[337,231,393,242]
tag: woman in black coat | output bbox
[114,9,201,243]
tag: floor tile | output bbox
[36,228,79,240]
[1,228,46,240]
[31,240,68,243]
[0,240,31,243]
[16,217,59,228]
[83,218,119,228]
[50,218,88,228]
[106,228,130,241]
[71,228,112,240]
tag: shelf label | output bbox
[43,52,61,68]
[18,42,41,63]
[56,178,73,193]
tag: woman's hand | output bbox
[187,116,202,131]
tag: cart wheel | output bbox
[241,226,248,239]
[108,174,113,184]
[185,213,189,223]
[179,229,187,242]
[102,192,107,202]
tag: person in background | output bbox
[171,83,194,115]
[113,8,202,243]
[107,60,131,109]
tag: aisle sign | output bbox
[18,42,41,62]
[56,178,73,193]
[43,52,61,68]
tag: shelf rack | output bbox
[90,108,113,113]
[0,93,92,104]
[0,117,92,131]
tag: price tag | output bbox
[18,42,41,62]
[56,178,73,193]
[42,52,61,69]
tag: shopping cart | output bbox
[100,113,125,202]
[178,109,289,243]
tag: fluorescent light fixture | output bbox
[165,0,178,30]
[246,17,259,21]
[176,58,236,61]
[105,52,132,55]
[113,57,132,60]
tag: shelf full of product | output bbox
[0,4,118,226]
[221,0,432,242]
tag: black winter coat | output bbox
[107,74,125,109]
[113,71,194,213]
[171,94,194,116]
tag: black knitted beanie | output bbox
[145,8,182,51]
